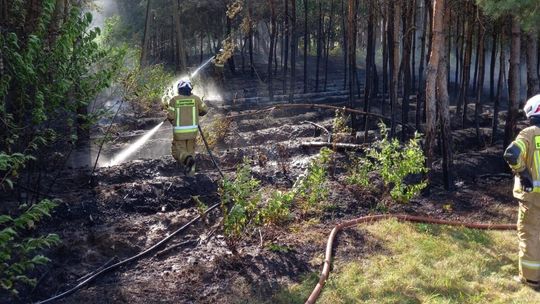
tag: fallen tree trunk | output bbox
[226,103,415,131]
[300,141,366,149]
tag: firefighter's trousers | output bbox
[171,139,196,165]
[518,198,540,282]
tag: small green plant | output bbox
[333,108,352,133]
[257,190,294,226]
[0,200,61,296]
[294,148,333,214]
[266,243,292,253]
[220,158,261,254]
[347,123,428,203]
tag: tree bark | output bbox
[315,0,323,92]
[323,0,335,91]
[401,0,414,140]
[416,0,429,130]
[390,0,401,137]
[303,0,309,93]
[527,31,540,98]
[363,1,375,140]
[437,7,453,190]
[489,29,498,101]
[504,18,521,148]
[492,32,504,145]
[141,0,152,67]
[475,25,485,144]
[268,0,277,101]
[457,9,473,126]
[289,0,297,103]
[425,0,445,183]
[283,0,290,93]
[347,0,358,125]
[173,0,187,71]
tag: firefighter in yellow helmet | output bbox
[504,94,540,288]
[165,79,208,176]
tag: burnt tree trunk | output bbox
[324,0,335,91]
[363,1,375,140]
[504,18,521,148]
[401,0,414,140]
[315,0,323,92]
[283,0,290,93]
[492,32,504,145]
[527,31,540,97]
[425,0,445,183]
[437,6,453,190]
[457,8,473,126]
[289,0,297,103]
[141,0,152,67]
[390,0,401,136]
[268,0,277,101]
[489,29,498,101]
[475,26,485,144]
[303,0,309,93]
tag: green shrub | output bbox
[332,108,352,134]
[347,123,428,203]
[220,158,261,254]
[257,190,294,226]
[294,148,333,213]
[0,200,60,296]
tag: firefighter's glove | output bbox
[518,171,534,193]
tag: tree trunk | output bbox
[315,0,323,92]
[342,0,348,91]
[289,0,297,103]
[416,0,429,130]
[390,0,401,137]
[475,26,485,144]
[504,18,521,148]
[492,32,504,145]
[173,0,187,71]
[489,29,498,101]
[268,0,277,101]
[382,8,389,116]
[347,0,357,123]
[141,0,152,67]
[248,0,255,76]
[324,0,335,91]
[425,0,445,183]
[303,0,309,93]
[401,0,414,141]
[283,0,290,93]
[527,31,540,98]
[457,9,473,126]
[363,2,375,140]
[437,6,453,190]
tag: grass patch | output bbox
[271,219,540,304]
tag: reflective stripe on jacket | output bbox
[166,94,208,140]
[506,126,540,199]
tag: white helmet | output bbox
[524,95,540,119]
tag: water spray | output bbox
[103,56,217,168]
[105,121,164,167]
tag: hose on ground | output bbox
[305,214,517,304]
[34,202,221,304]
[198,124,225,179]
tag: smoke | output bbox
[90,0,118,28]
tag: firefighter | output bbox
[165,79,208,176]
[504,94,540,288]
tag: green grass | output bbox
[272,219,540,304]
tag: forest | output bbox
[1,0,540,303]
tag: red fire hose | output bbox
[305,214,517,304]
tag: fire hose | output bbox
[304,214,516,304]
[35,124,226,304]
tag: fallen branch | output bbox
[300,141,366,150]
[154,240,196,258]
[301,121,332,143]
[226,103,414,131]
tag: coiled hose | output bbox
[305,214,516,304]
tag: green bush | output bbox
[0,200,60,296]
[332,108,352,134]
[348,123,428,203]
[294,148,333,213]
[220,158,261,254]
[257,190,294,226]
